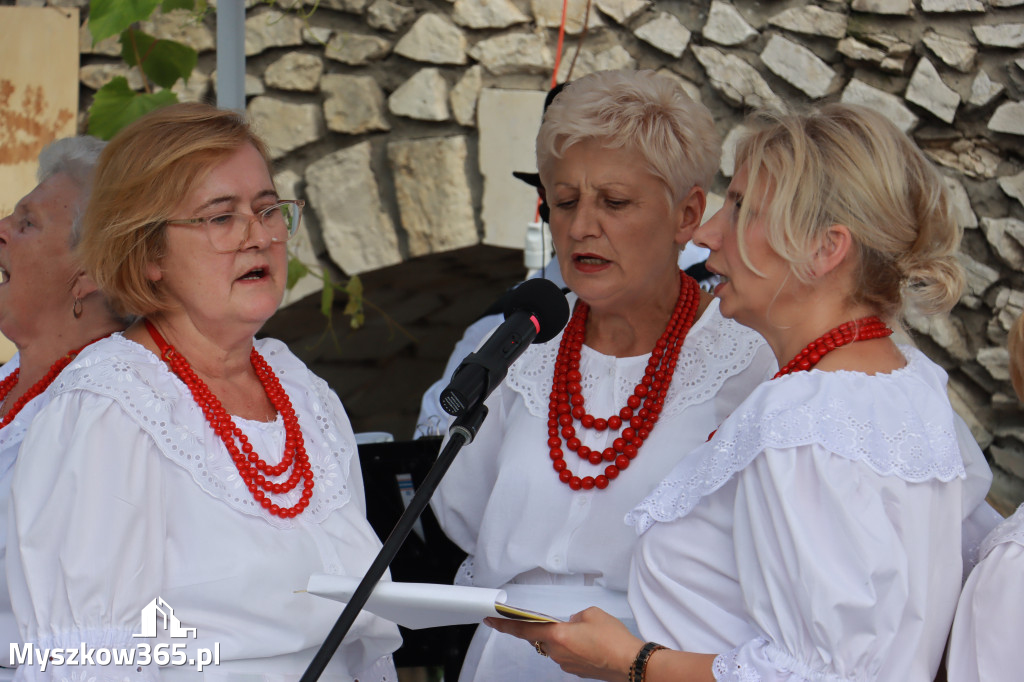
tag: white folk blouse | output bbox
[0,354,32,680]
[947,503,1024,682]
[627,346,969,682]
[7,335,401,682]
[430,297,777,682]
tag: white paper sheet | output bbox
[306,576,631,630]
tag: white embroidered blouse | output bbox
[0,354,34,680]
[947,503,1024,682]
[430,297,777,682]
[7,335,402,681]
[627,345,968,682]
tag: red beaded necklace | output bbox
[773,315,893,379]
[705,315,894,442]
[548,271,701,491]
[0,337,107,429]
[144,320,314,518]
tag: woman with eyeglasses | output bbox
[6,104,401,680]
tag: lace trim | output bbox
[353,654,398,682]
[713,646,763,682]
[712,638,860,682]
[980,504,1024,559]
[454,556,476,586]
[627,346,966,535]
[506,298,768,420]
[52,334,354,530]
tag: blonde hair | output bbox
[733,104,964,319]
[79,103,272,317]
[1010,312,1024,402]
[536,69,720,205]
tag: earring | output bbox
[73,297,83,319]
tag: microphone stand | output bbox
[300,401,490,682]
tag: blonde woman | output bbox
[489,104,981,681]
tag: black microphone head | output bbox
[502,278,570,344]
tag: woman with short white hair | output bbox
[430,69,776,682]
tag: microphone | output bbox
[440,278,569,416]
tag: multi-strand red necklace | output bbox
[706,315,894,442]
[548,271,701,491]
[773,315,893,378]
[145,320,314,518]
[0,337,106,429]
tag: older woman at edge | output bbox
[490,103,985,682]
[429,69,777,682]
[0,137,125,679]
[7,104,400,681]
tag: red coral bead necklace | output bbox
[705,315,894,442]
[773,315,894,379]
[0,335,110,429]
[144,319,314,518]
[548,270,701,491]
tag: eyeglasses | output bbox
[165,199,304,253]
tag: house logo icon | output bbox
[132,597,197,639]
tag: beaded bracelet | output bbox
[628,641,666,682]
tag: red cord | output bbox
[552,0,568,88]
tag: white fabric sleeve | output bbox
[953,413,1002,577]
[414,315,502,439]
[712,445,961,682]
[428,383,509,559]
[946,535,1024,682]
[9,393,166,682]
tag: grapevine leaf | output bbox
[342,275,365,329]
[89,0,162,44]
[320,271,335,318]
[286,257,309,290]
[87,78,177,139]
[121,29,197,89]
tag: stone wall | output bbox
[22,0,1024,511]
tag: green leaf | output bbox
[87,78,177,140]
[320,271,335,318]
[342,275,365,329]
[286,257,309,290]
[160,0,195,11]
[89,0,162,44]
[121,29,198,89]
[345,275,363,298]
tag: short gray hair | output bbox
[536,69,720,206]
[36,136,106,245]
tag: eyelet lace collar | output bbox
[505,297,769,421]
[51,334,355,529]
[627,346,967,534]
[980,504,1024,559]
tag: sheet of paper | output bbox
[306,576,635,630]
[306,575,563,629]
